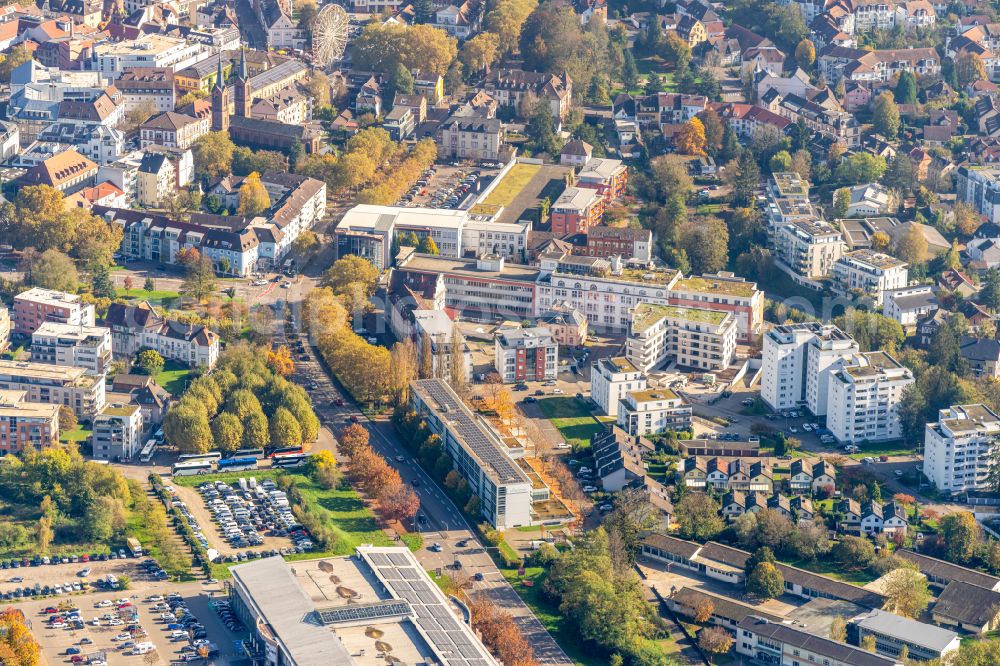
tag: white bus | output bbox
[178,452,222,463]
[171,460,214,476]
[139,440,157,463]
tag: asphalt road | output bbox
[273,267,573,665]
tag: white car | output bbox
[555,443,571,450]
[801,424,813,432]
[108,619,124,626]
[95,600,113,608]
[551,388,564,394]
[147,595,164,602]
[396,455,405,462]
[113,633,131,641]
[582,485,598,493]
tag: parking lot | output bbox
[168,477,314,560]
[396,164,500,210]
[18,560,248,665]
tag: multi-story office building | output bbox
[92,403,143,462]
[0,389,59,453]
[410,379,539,529]
[762,322,859,414]
[775,218,846,279]
[736,615,902,666]
[591,356,646,417]
[0,360,105,420]
[617,388,692,436]
[550,186,604,235]
[494,327,558,383]
[827,352,914,444]
[31,322,112,375]
[924,404,1000,495]
[88,34,205,75]
[626,303,737,373]
[12,288,96,337]
[832,249,908,305]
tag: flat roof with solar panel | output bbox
[231,550,498,666]
[411,378,531,486]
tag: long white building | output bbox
[827,351,914,444]
[410,378,544,529]
[761,322,859,414]
[924,404,1000,495]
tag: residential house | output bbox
[103,301,220,368]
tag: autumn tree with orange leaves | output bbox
[338,423,370,457]
[267,345,295,377]
[677,117,708,156]
[467,596,538,666]
[0,608,40,665]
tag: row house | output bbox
[839,499,908,536]
[680,457,773,494]
[722,491,814,522]
[818,45,940,82]
[788,459,838,494]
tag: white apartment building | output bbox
[626,303,737,374]
[591,356,646,417]
[494,327,558,383]
[411,310,473,383]
[92,403,144,462]
[762,322,859,413]
[617,388,693,437]
[31,322,112,375]
[668,273,764,343]
[956,165,1000,224]
[0,360,106,419]
[832,249,908,306]
[882,284,938,328]
[827,351,914,444]
[410,379,540,529]
[88,35,206,75]
[103,302,220,369]
[775,218,846,279]
[923,404,1000,495]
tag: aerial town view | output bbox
[8,0,1000,664]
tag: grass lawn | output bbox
[847,440,915,460]
[60,424,92,444]
[474,164,541,209]
[501,566,605,666]
[155,361,194,396]
[696,203,727,215]
[535,397,605,451]
[121,288,181,305]
[790,557,879,585]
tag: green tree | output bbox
[28,249,78,292]
[526,99,561,155]
[269,406,303,448]
[837,153,887,184]
[675,493,724,541]
[833,536,875,570]
[679,217,729,274]
[417,235,439,254]
[939,512,980,564]
[881,566,931,618]
[135,349,165,376]
[747,561,784,599]
[192,131,236,181]
[90,264,115,298]
[894,71,918,104]
[163,400,212,454]
[180,255,217,302]
[874,91,900,138]
[732,150,760,207]
[659,32,691,72]
[243,410,270,449]
[143,276,155,292]
[211,412,244,453]
[983,269,1000,311]
[0,45,31,83]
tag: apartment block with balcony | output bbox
[827,351,914,444]
[762,322,860,413]
[626,303,737,374]
[592,356,646,417]
[12,287,96,337]
[923,404,1000,495]
[494,327,558,383]
[92,403,143,462]
[0,360,106,420]
[775,218,847,279]
[31,322,112,375]
[0,389,59,454]
[617,388,692,436]
[832,249,908,306]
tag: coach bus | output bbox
[178,452,222,463]
[267,446,303,458]
[230,448,265,459]
[271,454,308,468]
[216,456,258,471]
[171,460,214,476]
[138,440,157,463]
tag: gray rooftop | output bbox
[851,609,958,653]
[231,556,354,666]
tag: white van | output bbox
[134,642,155,654]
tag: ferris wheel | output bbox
[311,4,350,68]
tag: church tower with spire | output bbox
[234,48,251,118]
[211,56,229,132]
